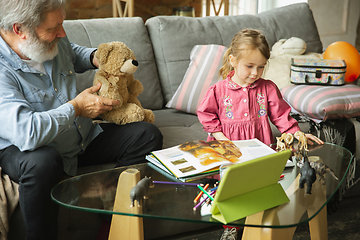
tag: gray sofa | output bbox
[8,3,334,240]
[67,3,323,152]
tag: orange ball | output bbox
[323,41,360,83]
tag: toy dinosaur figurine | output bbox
[298,155,316,194]
[283,133,294,149]
[276,136,286,151]
[309,161,338,184]
[276,133,294,151]
[294,131,308,152]
[130,176,154,207]
[296,155,338,185]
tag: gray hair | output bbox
[0,0,66,32]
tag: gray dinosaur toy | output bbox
[309,161,338,184]
[296,154,338,185]
[130,176,154,207]
[298,155,316,194]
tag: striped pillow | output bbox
[166,45,227,114]
[281,84,360,120]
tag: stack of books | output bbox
[146,138,278,181]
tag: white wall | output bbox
[308,0,360,49]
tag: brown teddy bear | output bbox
[93,41,155,125]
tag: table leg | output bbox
[242,227,296,240]
[308,205,328,240]
[108,169,144,240]
[242,211,296,240]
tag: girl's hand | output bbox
[212,132,230,141]
[304,133,324,145]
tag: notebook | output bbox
[210,149,291,224]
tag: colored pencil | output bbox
[193,183,209,203]
[206,190,216,205]
[193,195,208,210]
[193,191,216,211]
[152,180,201,186]
[197,184,214,201]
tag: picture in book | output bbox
[149,138,276,179]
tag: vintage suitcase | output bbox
[290,58,346,85]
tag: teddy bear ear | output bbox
[97,43,115,65]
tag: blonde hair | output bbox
[219,28,270,79]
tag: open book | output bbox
[147,138,276,179]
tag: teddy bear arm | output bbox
[93,73,111,96]
[107,75,121,87]
[128,78,144,97]
[127,95,142,107]
[94,74,124,105]
[93,71,108,87]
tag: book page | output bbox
[232,138,276,163]
[206,140,242,162]
[151,140,234,178]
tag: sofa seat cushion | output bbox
[153,109,207,148]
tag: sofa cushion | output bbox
[63,17,164,110]
[166,44,226,114]
[281,84,360,120]
[145,3,323,104]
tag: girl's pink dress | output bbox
[197,72,300,145]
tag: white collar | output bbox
[22,59,47,75]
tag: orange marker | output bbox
[194,183,209,203]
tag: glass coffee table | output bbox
[51,142,354,240]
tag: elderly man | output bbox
[0,0,163,239]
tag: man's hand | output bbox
[69,83,119,118]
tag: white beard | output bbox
[18,33,60,63]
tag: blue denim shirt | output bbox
[0,36,103,175]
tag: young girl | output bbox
[197,28,323,146]
[197,28,323,240]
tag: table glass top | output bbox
[51,142,353,228]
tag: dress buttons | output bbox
[244,113,248,117]
[79,125,81,129]
[70,71,73,74]
[54,88,58,92]
[243,99,247,103]
[243,88,247,92]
